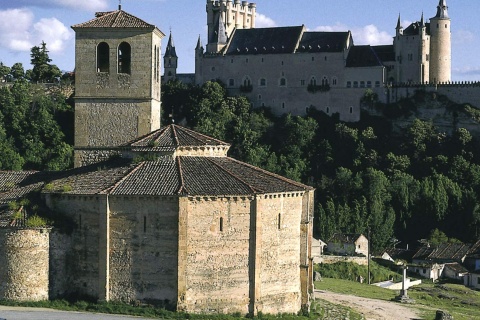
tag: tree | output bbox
[0,62,10,82]
[10,63,25,81]
[29,42,62,83]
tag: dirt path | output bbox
[315,290,423,320]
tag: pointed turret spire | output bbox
[421,12,425,26]
[165,31,177,58]
[396,14,402,30]
[435,0,449,19]
[216,14,228,44]
[195,35,203,51]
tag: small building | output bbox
[312,238,327,264]
[443,263,469,281]
[464,271,480,290]
[326,233,368,257]
[465,239,480,272]
[380,247,414,264]
[412,243,471,265]
[411,263,444,282]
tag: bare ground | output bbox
[315,290,423,320]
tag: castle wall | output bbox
[395,32,430,83]
[107,196,179,304]
[197,52,376,121]
[179,196,252,314]
[255,193,303,314]
[0,228,50,301]
[49,232,72,299]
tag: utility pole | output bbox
[367,227,371,285]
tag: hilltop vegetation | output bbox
[163,80,480,251]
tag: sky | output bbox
[0,0,478,81]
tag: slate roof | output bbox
[225,26,304,55]
[346,46,383,68]
[403,22,431,36]
[297,32,350,53]
[72,10,156,29]
[122,124,230,152]
[372,45,395,63]
[384,248,415,261]
[328,233,365,244]
[413,243,472,262]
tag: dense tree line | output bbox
[163,80,480,251]
[0,43,73,171]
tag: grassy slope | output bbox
[315,278,480,320]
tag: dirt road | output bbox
[315,290,422,320]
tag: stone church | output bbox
[0,4,314,316]
[166,0,452,121]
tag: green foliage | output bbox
[26,215,49,228]
[29,42,62,83]
[315,261,401,284]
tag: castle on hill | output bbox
[0,4,314,316]
[165,0,455,121]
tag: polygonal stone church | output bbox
[0,4,314,316]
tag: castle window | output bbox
[231,59,234,63]
[168,71,172,76]
[144,216,147,233]
[332,77,338,86]
[219,217,224,232]
[360,81,365,88]
[258,94,262,100]
[367,81,372,88]
[243,77,251,87]
[350,106,353,114]
[229,79,235,87]
[353,81,358,88]
[259,78,267,87]
[375,81,381,87]
[280,78,287,87]
[322,76,329,86]
[282,102,286,109]
[326,106,330,114]
[437,24,439,28]
[445,24,448,29]
[211,66,216,71]
[300,80,306,86]
[261,58,264,62]
[278,213,282,230]
[310,77,317,86]
[97,42,109,73]
[246,58,249,63]
[281,61,284,65]
[118,42,131,74]
[347,81,352,88]
[408,53,413,61]
[324,56,327,61]
[312,57,315,61]
[426,54,429,61]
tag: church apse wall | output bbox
[108,196,179,304]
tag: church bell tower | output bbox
[71,6,165,167]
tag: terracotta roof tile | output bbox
[72,10,155,29]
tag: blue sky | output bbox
[0,0,478,80]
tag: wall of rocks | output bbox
[0,228,50,301]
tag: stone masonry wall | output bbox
[256,194,303,315]
[45,195,105,299]
[49,232,72,299]
[0,228,50,301]
[180,197,252,314]
[108,197,179,304]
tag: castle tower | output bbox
[429,0,451,83]
[71,6,165,167]
[206,0,256,53]
[164,32,178,82]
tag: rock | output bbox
[435,310,454,320]
[314,271,322,281]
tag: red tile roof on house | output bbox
[72,10,156,29]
